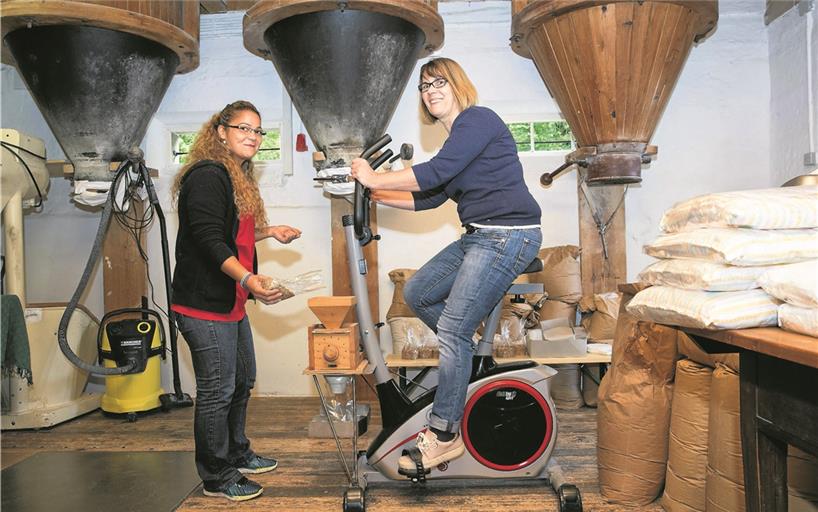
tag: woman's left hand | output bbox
[260,225,301,244]
[350,158,378,189]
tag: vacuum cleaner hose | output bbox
[58,163,137,375]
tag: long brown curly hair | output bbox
[172,100,268,225]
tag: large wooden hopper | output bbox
[1,1,199,180]
[511,0,718,184]
[244,0,443,169]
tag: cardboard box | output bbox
[527,318,587,357]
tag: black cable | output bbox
[108,166,169,323]
[1,142,44,208]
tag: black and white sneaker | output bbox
[203,477,263,501]
[238,454,279,474]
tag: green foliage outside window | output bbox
[507,121,573,153]
[173,129,281,164]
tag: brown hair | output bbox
[171,100,267,224]
[418,58,478,125]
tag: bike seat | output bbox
[522,258,543,274]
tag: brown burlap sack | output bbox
[705,364,745,512]
[537,299,577,325]
[550,364,584,409]
[677,331,740,371]
[597,283,678,506]
[386,269,417,320]
[662,359,713,512]
[581,363,602,407]
[521,245,582,303]
[789,446,818,511]
[579,292,621,341]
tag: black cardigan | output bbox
[171,160,257,313]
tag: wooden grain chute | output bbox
[0,0,199,181]
[511,0,718,185]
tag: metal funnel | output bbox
[244,1,444,168]
[1,2,199,181]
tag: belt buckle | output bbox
[465,224,477,234]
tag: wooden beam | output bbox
[103,198,147,315]
[578,175,626,296]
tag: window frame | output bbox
[504,117,576,155]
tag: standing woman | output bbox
[171,100,301,501]
[350,58,542,473]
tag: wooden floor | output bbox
[1,397,663,511]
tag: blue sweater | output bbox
[411,106,541,227]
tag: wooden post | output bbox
[578,176,627,296]
[102,198,147,315]
[330,196,379,400]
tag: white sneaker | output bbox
[398,430,465,472]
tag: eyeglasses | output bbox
[418,77,448,93]
[223,124,266,137]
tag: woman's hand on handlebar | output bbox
[350,158,378,189]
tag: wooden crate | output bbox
[308,323,362,371]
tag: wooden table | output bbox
[385,352,612,393]
[682,327,818,512]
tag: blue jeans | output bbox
[175,313,257,489]
[403,227,542,433]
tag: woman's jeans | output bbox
[175,313,257,488]
[403,227,542,433]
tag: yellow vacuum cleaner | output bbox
[98,308,165,421]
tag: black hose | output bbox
[57,162,137,375]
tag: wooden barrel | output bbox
[244,0,444,168]
[1,1,200,180]
[1,1,199,72]
[511,0,718,184]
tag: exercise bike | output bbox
[339,135,583,512]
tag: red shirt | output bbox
[173,215,255,321]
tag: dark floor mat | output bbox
[1,451,200,512]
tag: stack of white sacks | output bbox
[626,185,818,335]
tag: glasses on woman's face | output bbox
[224,123,266,137]
[418,77,448,93]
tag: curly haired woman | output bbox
[171,100,301,501]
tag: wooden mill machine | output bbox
[510,0,719,294]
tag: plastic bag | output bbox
[259,270,325,301]
[418,333,440,359]
[401,326,420,359]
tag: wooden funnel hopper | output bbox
[244,0,443,169]
[511,0,718,184]
[1,1,199,181]
[308,296,357,329]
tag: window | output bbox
[172,128,282,164]
[506,120,574,153]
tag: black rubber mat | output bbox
[1,451,200,512]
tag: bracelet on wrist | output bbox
[239,272,252,291]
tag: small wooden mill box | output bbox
[308,323,362,371]
[306,296,362,371]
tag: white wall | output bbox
[768,1,818,186]
[626,0,772,277]
[1,1,783,396]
